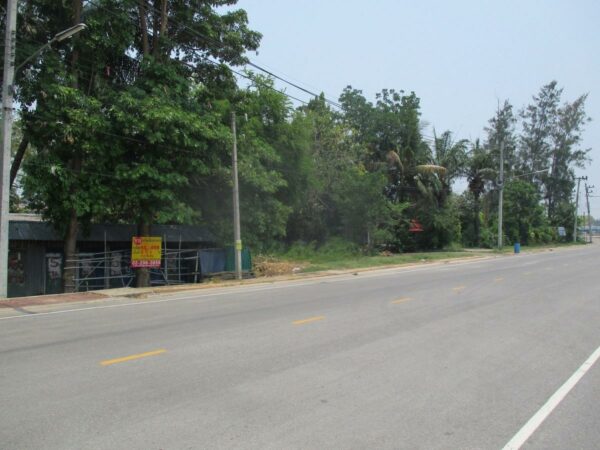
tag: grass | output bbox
[257,239,589,276]
[492,240,587,254]
[299,251,481,273]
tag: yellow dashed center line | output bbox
[494,277,504,283]
[391,297,413,304]
[453,285,466,292]
[293,316,325,326]
[100,349,167,366]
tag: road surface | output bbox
[1,245,599,449]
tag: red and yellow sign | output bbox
[131,236,162,268]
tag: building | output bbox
[8,214,216,297]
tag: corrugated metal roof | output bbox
[9,221,214,244]
[9,221,58,241]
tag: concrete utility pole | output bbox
[0,7,85,297]
[573,176,587,242]
[497,139,505,250]
[0,0,17,298]
[231,112,242,280]
[585,183,593,243]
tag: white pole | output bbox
[0,0,18,298]
[585,184,593,243]
[231,112,242,280]
[497,139,504,250]
[573,177,585,242]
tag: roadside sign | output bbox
[131,236,162,268]
[409,219,424,232]
[557,227,566,237]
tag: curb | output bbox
[0,243,587,309]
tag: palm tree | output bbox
[464,139,495,246]
[414,130,468,204]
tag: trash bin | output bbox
[514,243,521,254]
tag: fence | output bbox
[64,248,202,292]
[64,246,252,292]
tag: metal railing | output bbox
[64,248,202,292]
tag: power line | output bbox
[246,61,341,109]
[85,0,342,109]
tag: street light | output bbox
[15,23,87,72]
[0,4,86,297]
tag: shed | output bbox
[8,214,215,298]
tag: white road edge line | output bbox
[502,344,600,450]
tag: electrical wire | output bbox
[85,0,342,109]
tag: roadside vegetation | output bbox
[7,1,592,288]
[252,238,589,277]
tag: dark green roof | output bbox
[9,221,214,244]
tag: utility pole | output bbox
[0,0,17,298]
[231,112,242,280]
[497,139,505,250]
[585,183,593,243]
[573,176,587,242]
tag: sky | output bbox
[235,0,600,217]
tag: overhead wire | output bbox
[17,1,438,158]
[14,2,447,148]
[85,0,342,109]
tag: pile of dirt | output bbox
[253,256,306,277]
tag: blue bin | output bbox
[514,243,521,254]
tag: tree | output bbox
[339,87,430,202]
[546,93,590,225]
[19,0,261,287]
[331,165,407,249]
[519,82,561,184]
[519,81,590,225]
[426,130,468,199]
[503,180,549,245]
[486,100,518,174]
[19,0,113,290]
[186,75,296,251]
[462,139,495,246]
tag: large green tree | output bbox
[519,81,590,228]
[19,0,261,287]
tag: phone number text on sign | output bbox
[131,236,162,268]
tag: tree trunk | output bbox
[10,137,28,188]
[138,0,150,56]
[135,218,151,287]
[62,0,83,293]
[473,194,481,247]
[70,0,82,87]
[62,208,79,292]
[151,0,160,56]
[153,0,168,57]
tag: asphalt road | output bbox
[1,245,599,449]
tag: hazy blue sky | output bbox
[237,0,599,216]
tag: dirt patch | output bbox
[253,256,307,277]
[0,292,106,309]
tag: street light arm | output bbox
[14,42,53,73]
[14,23,86,73]
[509,168,550,180]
